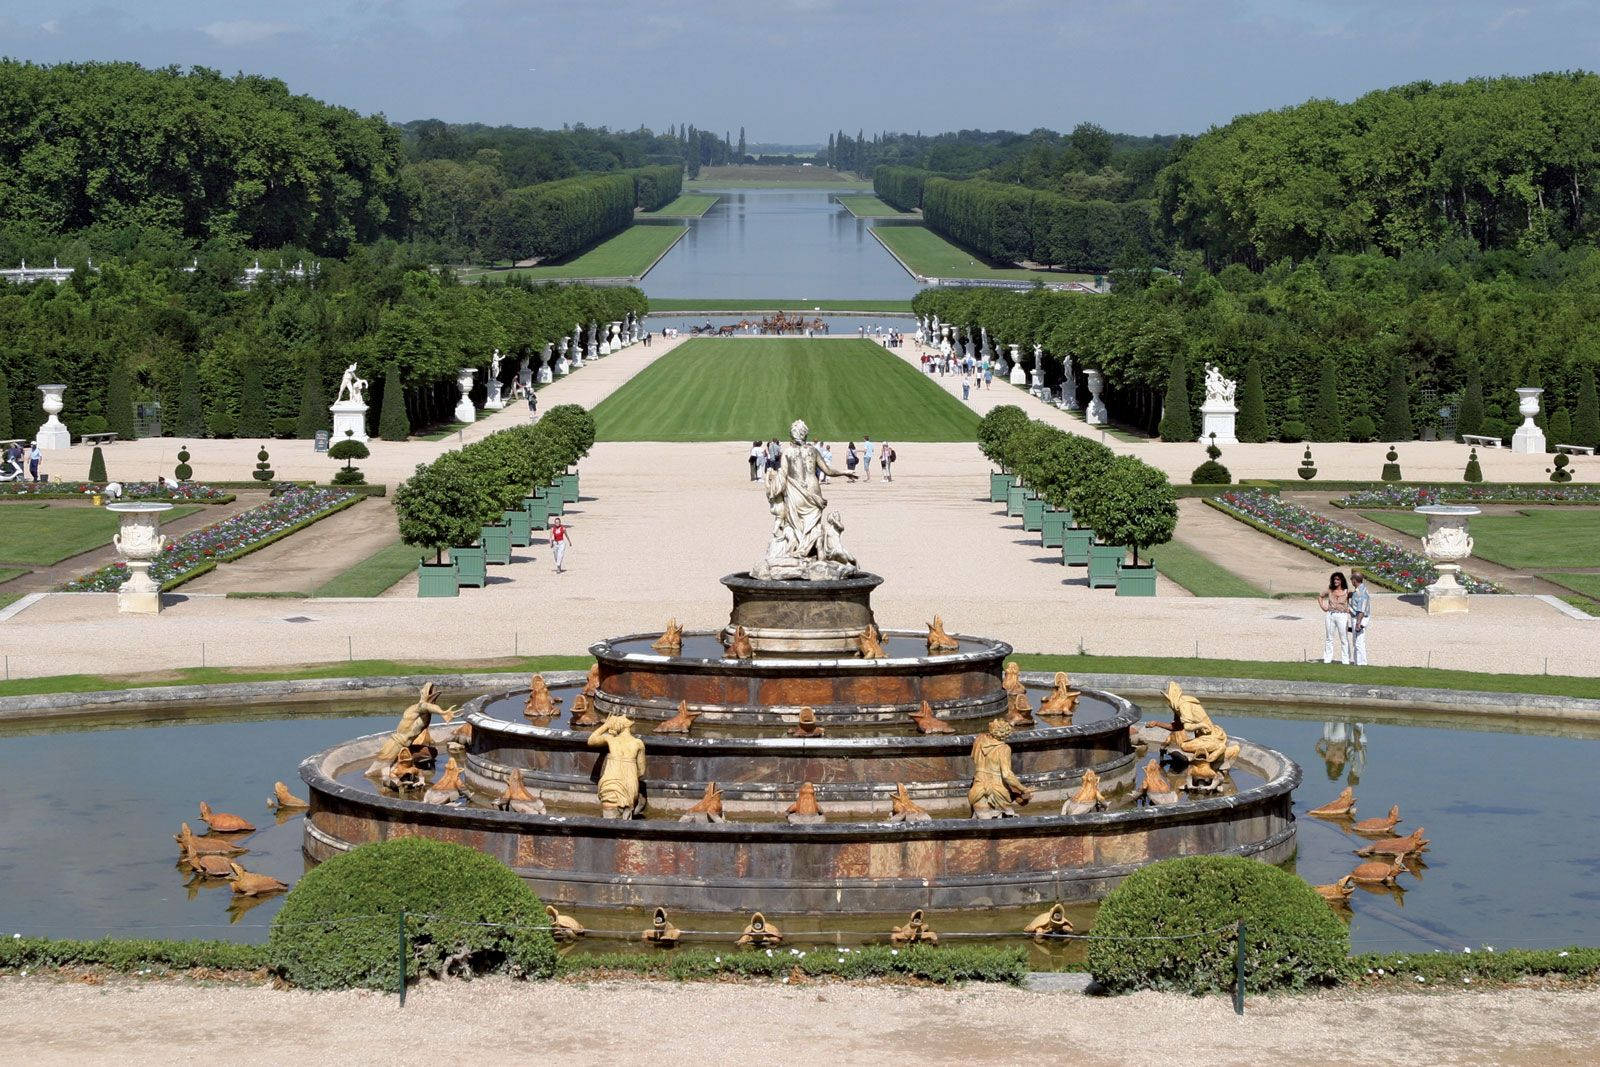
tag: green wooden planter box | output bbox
[502,509,532,547]
[1061,527,1094,566]
[416,562,458,598]
[1087,543,1125,589]
[1115,561,1158,597]
[1006,484,1030,517]
[522,495,549,530]
[1022,496,1046,532]
[482,523,512,565]
[452,544,486,588]
[1041,509,1074,548]
[989,471,1014,502]
[560,471,579,503]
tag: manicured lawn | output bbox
[1362,508,1600,568]
[1542,572,1600,599]
[646,194,719,217]
[0,567,25,585]
[593,338,980,442]
[647,298,913,312]
[466,225,686,281]
[314,541,426,598]
[872,226,1093,282]
[837,195,914,218]
[1147,539,1266,597]
[0,503,200,565]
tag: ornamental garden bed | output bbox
[1331,484,1600,508]
[0,481,234,503]
[1206,490,1497,594]
[58,488,360,592]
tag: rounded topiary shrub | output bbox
[1087,856,1349,995]
[1346,414,1376,443]
[267,838,557,991]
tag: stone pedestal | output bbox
[484,378,506,411]
[329,399,369,443]
[454,368,477,424]
[1084,369,1108,426]
[1199,400,1238,445]
[1009,345,1027,386]
[1418,505,1479,614]
[538,343,554,384]
[555,340,571,377]
[109,502,172,614]
[722,571,884,656]
[1511,387,1546,454]
[35,384,71,450]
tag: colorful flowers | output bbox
[0,480,230,502]
[1210,491,1497,594]
[1334,485,1600,508]
[59,488,356,592]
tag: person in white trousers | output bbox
[1316,570,1352,664]
[551,516,572,573]
[1349,571,1371,666]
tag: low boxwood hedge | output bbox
[563,944,1027,984]
[1353,946,1600,986]
[1086,856,1348,995]
[0,936,267,972]
[267,838,557,990]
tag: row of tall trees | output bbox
[489,166,680,263]
[920,178,1159,271]
[911,243,1600,447]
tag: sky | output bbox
[3,0,1598,138]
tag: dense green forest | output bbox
[912,243,1600,447]
[920,178,1158,271]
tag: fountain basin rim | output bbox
[589,628,1011,671]
[1413,504,1482,517]
[720,570,885,594]
[105,501,175,514]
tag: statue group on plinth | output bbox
[752,418,859,581]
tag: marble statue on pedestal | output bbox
[570,324,583,367]
[329,362,370,442]
[586,321,600,361]
[538,342,554,384]
[1030,344,1047,393]
[1061,355,1079,411]
[1198,364,1239,444]
[484,349,506,410]
[753,419,859,581]
[980,327,994,362]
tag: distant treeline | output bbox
[484,166,681,264]
[912,177,1158,272]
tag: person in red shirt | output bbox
[551,516,573,573]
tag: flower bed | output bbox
[0,480,233,503]
[1207,491,1497,594]
[1332,485,1600,508]
[59,488,358,592]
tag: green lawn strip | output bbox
[0,568,26,585]
[837,195,914,218]
[647,298,913,312]
[415,417,485,442]
[1539,572,1600,599]
[484,225,686,280]
[0,656,592,699]
[313,540,426,597]
[686,178,871,189]
[871,226,1092,282]
[0,591,21,611]
[1362,509,1600,569]
[0,504,201,566]
[1555,593,1600,617]
[646,194,719,217]
[1147,539,1266,597]
[592,338,979,442]
[1010,654,1600,701]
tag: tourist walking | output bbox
[983,363,993,389]
[820,442,834,482]
[527,390,538,419]
[962,378,971,401]
[765,439,781,472]
[861,436,875,481]
[550,516,572,573]
[28,441,41,481]
[1317,571,1353,664]
[880,441,895,482]
[846,442,859,475]
[748,441,763,482]
[1350,571,1371,666]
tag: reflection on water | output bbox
[640,190,921,300]
[1,697,1596,958]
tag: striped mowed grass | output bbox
[593,338,979,442]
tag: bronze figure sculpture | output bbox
[587,715,647,819]
[968,719,1032,818]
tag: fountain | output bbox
[299,417,1300,916]
[108,501,173,614]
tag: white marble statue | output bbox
[1204,364,1237,406]
[753,419,859,581]
[490,349,503,380]
[335,363,368,405]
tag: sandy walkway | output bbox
[3,977,1597,1066]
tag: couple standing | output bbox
[1317,570,1371,665]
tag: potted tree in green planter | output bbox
[395,453,496,597]
[978,405,1029,502]
[1019,425,1077,548]
[1079,456,1177,597]
[541,404,594,503]
[1057,436,1116,566]
[1002,419,1051,519]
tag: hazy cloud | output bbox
[200,19,295,47]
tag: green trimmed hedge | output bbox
[1352,947,1600,986]
[0,936,267,972]
[563,944,1027,984]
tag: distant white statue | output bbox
[335,363,367,405]
[1204,364,1237,406]
[490,348,503,380]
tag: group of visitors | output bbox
[1,440,42,481]
[747,436,897,483]
[920,351,995,401]
[1317,570,1372,665]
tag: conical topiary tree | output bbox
[1235,357,1268,442]
[252,447,275,483]
[1574,368,1600,450]
[88,445,107,483]
[1379,357,1413,441]
[237,359,270,438]
[175,360,205,438]
[296,353,325,439]
[378,366,409,442]
[0,363,12,440]
[1309,358,1343,442]
[1158,353,1193,442]
[1381,445,1402,482]
[1297,447,1317,480]
[1457,364,1484,440]
[106,359,136,441]
[175,444,193,482]
[1463,448,1483,482]
[1549,407,1573,449]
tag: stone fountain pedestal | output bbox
[109,502,172,614]
[1417,504,1480,614]
[329,399,369,444]
[721,572,883,656]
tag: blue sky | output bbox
[2,1,1596,137]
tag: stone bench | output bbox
[1461,434,1501,448]
[1555,443,1595,455]
[80,432,118,446]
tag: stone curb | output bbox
[2,669,1597,724]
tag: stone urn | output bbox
[1084,369,1108,425]
[1009,344,1027,386]
[1511,387,1546,454]
[109,502,172,614]
[538,342,554,384]
[454,368,477,424]
[555,338,571,377]
[1416,504,1480,614]
[36,384,71,450]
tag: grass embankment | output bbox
[592,338,979,442]
[1011,653,1600,701]
[0,503,201,565]
[836,195,915,218]
[464,225,686,281]
[646,194,719,217]
[0,656,591,699]
[1147,539,1266,597]
[872,226,1093,282]
[647,298,913,312]
[1362,508,1600,569]
[313,541,426,598]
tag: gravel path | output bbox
[3,976,1597,1065]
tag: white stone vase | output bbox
[1417,504,1480,614]
[36,384,71,450]
[109,502,173,614]
[1084,369,1108,425]
[454,368,477,424]
[1511,387,1546,454]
